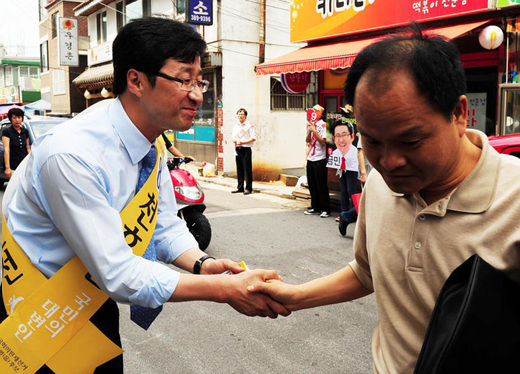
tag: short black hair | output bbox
[112,17,207,95]
[345,23,466,122]
[7,108,24,122]
[332,120,353,136]
[237,108,248,116]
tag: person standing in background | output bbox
[356,132,371,184]
[2,108,30,179]
[331,120,359,236]
[304,104,330,218]
[231,108,255,195]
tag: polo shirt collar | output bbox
[446,130,499,214]
[408,129,498,215]
[109,97,154,166]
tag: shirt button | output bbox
[418,214,426,221]
[414,242,421,249]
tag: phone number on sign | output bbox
[190,15,211,23]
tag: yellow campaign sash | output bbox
[0,139,164,373]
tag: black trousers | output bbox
[339,170,359,223]
[235,146,253,191]
[339,170,359,212]
[306,158,330,213]
[0,287,123,373]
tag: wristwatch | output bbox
[193,255,215,274]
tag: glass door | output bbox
[499,84,520,135]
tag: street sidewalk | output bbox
[184,163,341,207]
[184,163,299,200]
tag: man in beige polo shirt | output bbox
[249,26,520,372]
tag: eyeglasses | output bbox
[335,132,352,139]
[154,71,210,93]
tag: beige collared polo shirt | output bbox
[350,130,520,373]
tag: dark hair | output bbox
[237,108,248,116]
[7,108,24,122]
[332,120,353,136]
[344,23,466,122]
[112,17,207,95]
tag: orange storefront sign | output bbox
[291,0,493,43]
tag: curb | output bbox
[197,174,300,200]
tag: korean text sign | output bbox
[291,0,492,43]
[58,18,79,67]
[188,0,213,25]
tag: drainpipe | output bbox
[259,0,266,64]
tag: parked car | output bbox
[0,116,69,184]
[488,133,520,158]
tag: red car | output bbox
[488,133,520,158]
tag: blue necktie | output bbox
[130,146,163,330]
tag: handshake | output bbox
[198,258,297,319]
[175,253,365,320]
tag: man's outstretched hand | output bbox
[224,269,291,318]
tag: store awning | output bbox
[23,99,51,111]
[73,62,114,88]
[256,20,492,76]
[0,104,22,116]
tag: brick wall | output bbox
[217,106,224,172]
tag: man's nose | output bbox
[380,147,406,172]
[188,86,204,104]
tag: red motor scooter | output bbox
[167,157,212,250]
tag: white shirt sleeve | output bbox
[37,154,193,308]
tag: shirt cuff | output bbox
[128,265,180,308]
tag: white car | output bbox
[0,115,69,184]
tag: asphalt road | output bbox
[120,182,378,374]
[0,182,378,373]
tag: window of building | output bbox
[5,66,13,86]
[38,0,47,22]
[51,12,58,39]
[270,77,307,110]
[40,41,49,72]
[116,0,151,30]
[116,2,124,31]
[176,0,186,15]
[0,68,4,87]
[52,69,66,95]
[96,11,108,44]
[19,67,40,79]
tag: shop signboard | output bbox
[497,0,520,8]
[291,0,493,43]
[187,0,213,25]
[281,72,310,93]
[466,93,487,133]
[88,42,112,66]
[58,18,79,66]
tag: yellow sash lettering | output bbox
[0,139,163,373]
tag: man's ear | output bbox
[453,95,468,137]
[126,69,145,98]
